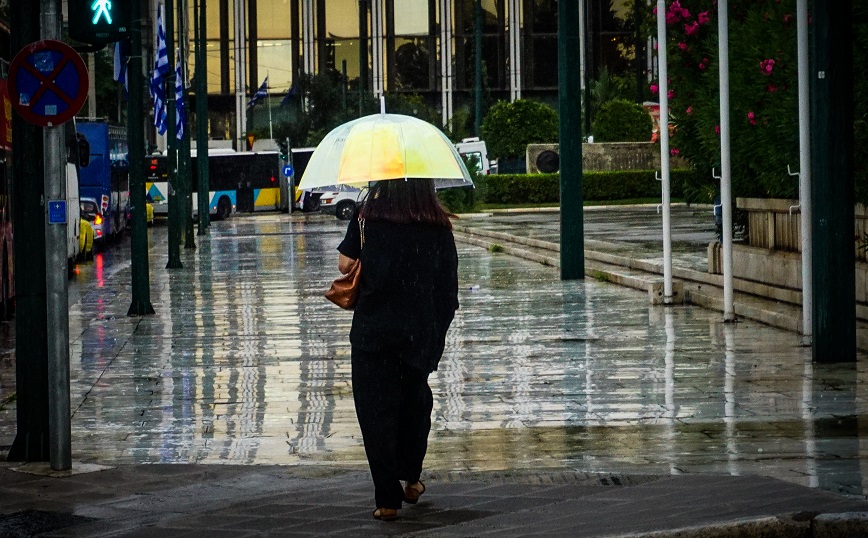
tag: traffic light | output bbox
[278,140,289,161]
[68,0,130,45]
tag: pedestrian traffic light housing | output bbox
[68,0,130,45]
[278,140,289,161]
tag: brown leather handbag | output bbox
[325,219,364,310]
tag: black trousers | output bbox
[351,347,433,509]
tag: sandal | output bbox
[404,481,426,504]
[372,507,399,521]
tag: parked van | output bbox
[455,137,491,175]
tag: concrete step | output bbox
[453,227,868,351]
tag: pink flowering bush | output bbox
[647,0,803,200]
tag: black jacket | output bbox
[338,215,459,373]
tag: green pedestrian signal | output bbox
[68,0,129,45]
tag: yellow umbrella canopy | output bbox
[297,113,473,190]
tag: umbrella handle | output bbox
[380,95,386,115]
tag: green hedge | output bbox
[475,169,701,205]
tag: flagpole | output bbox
[267,72,273,140]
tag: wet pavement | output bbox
[1,208,868,536]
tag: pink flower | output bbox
[686,106,694,115]
[667,89,675,99]
[653,6,658,15]
[684,21,700,36]
[783,13,793,24]
[698,11,711,24]
[670,148,680,156]
[760,59,775,75]
[650,83,659,94]
[666,11,681,24]
[714,125,720,135]
[678,42,687,51]
[747,111,757,125]
[767,84,778,93]
[699,57,710,71]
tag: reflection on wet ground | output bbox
[1,211,866,499]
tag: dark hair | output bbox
[360,179,454,229]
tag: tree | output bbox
[480,99,559,160]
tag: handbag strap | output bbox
[359,218,365,249]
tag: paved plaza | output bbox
[1,208,868,536]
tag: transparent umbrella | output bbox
[297,111,473,191]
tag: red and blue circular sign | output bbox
[7,40,88,127]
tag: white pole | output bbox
[656,0,673,303]
[718,0,735,321]
[234,0,247,150]
[267,72,273,141]
[797,0,812,343]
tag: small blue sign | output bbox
[48,199,67,224]
[283,165,293,177]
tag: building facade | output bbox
[176,0,637,145]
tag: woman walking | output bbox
[336,178,459,521]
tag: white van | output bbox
[66,162,82,266]
[455,137,492,175]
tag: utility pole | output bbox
[166,0,183,268]
[128,0,156,316]
[558,0,585,279]
[7,0,50,464]
[195,0,210,233]
[811,0,855,362]
[42,0,72,471]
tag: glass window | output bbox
[325,38,361,80]
[257,40,294,89]
[393,37,431,90]
[532,35,557,87]
[394,2,428,36]
[257,0,292,39]
[325,0,359,38]
[531,0,556,33]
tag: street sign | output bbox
[283,164,293,177]
[7,40,89,127]
[48,200,67,224]
[68,0,130,45]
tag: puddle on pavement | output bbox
[1,214,867,500]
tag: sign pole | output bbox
[127,0,155,316]
[42,0,72,471]
[7,0,50,464]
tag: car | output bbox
[318,184,367,220]
[81,197,107,249]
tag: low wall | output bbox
[708,198,868,316]
[526,142,688,173]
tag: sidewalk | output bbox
[2,464,867,537]
[1,210,867,537]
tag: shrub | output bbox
[479,169,699,205]
[592,99,653,142]
[645,1,867,203]
[481,99,559,160]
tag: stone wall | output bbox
[526,142,687,173]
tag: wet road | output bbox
[1,210,867,499]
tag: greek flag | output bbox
[113,41,128,92]
[175,50,186,140]
[150,68,167,135]
[247,76,268,108]
[154,5,169,77]
[150,4,169,135]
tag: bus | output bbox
[145,150,282,220]
[75,121,129,240]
